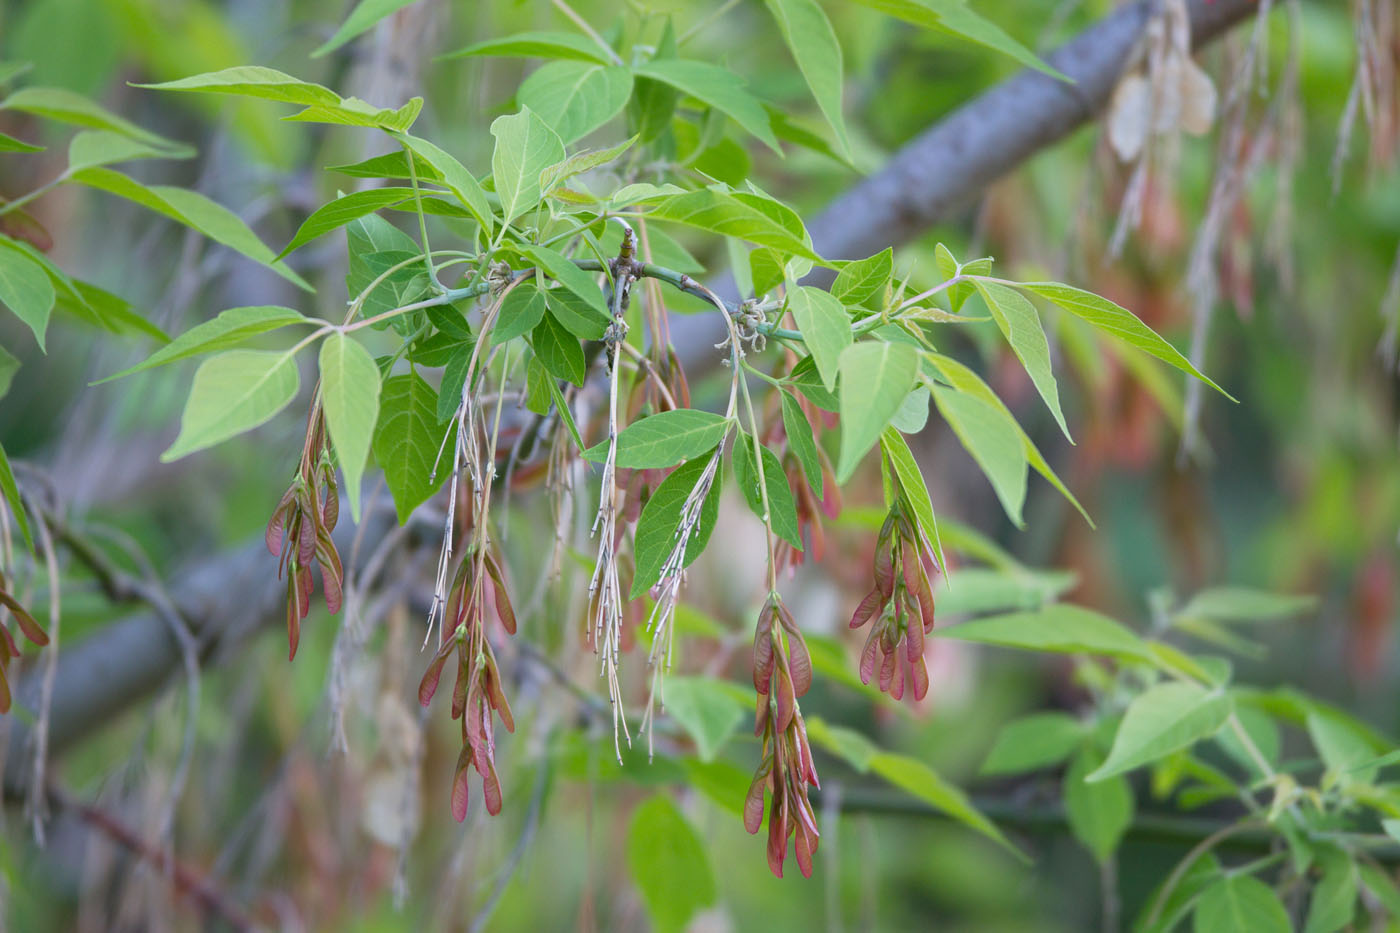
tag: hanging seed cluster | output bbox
[849,500,940,701]
[745,595,821,877]
[265,410,344,660]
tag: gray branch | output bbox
[3,0,1261,798]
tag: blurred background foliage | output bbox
[0,0,1397,930]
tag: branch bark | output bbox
[3,0,1262,796]
[806,0,1260,264]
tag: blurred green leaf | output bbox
[626,796,717,933]
[762,0,851,159]
[0,245,54,350]
[936,604,1154,662]
[979,712,1084,776]
[1193,875,1289,932]
[313,0,419,57]
[519,62,632,144]
[1065,746,1132,864]
[1089,683,1232,781]
[662,676,745,762]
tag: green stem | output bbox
[0,171,69,217]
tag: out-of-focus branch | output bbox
[49,784,256,931]
[805,0,1261,264]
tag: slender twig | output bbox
[50,784,257,931]
[551,0,624,65]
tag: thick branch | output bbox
[806,0,1260,263]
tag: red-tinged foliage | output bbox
[849,499,939,703]
[748,595,821,878]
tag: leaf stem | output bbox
[551,0,624,65]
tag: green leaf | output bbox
[934,567,1075,616]
[436,342,474,424]
[786,285,850,391]
[880,427,945,567]
[27,251,168,342]
[283,97,422,133]
[806,716,879,770]
[762,0,851,159]
[641,188,821,262]
[1137,853,1223,933]
[372,373,454,524]
[390,132,494,237]
[930,385,1027,526]
[626,796,717,933]
[318,334,381,523]
[1019,282,1232,398]
[781,391,823,498]
[162,349,301,461]
[890,386,929,432]
[1089,683,1232,781]
[530,312,586,386]
[70,167,311,290]
[137,66,341,106]
[439,31,614,64]
[279,188,417,258]
[662,676,745,762]
[95,305,312,383]
[1064,746,1133,864]
[935,604,1155,663]
[584,410,732,470]
[1306,710,1381,781]
[867,751,1024,859]
[1304,846,1359,933]
[785,355,838,411]
[927,353,1091,525]
[137,66,421,131]
[630,451,722,597]
[1193,875,1290,933]
[0,86,178,149]
[0,441,32,552]
[976,281,1070,441]
[494,282,547,342]
[0,245,54,350]
[490,107,565,225]
[0,131,42,153]
[732,436,802,549]
[518,61,633,145]
[540,136,638,194]
[1176,587,1317,624]
[327,150,442,182]
[846,0,1064,79]
[632,59,780,154]
[66,129,193,172]
[313,0,419,57]
[832,248,893,306]
[980,712,1085,776]
[521,244,610,329]
[1359,863,1400,921]
[836,341,919,483]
